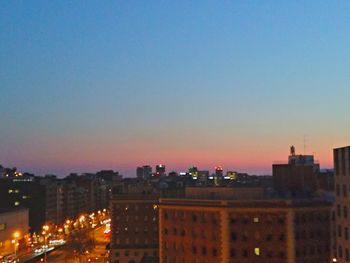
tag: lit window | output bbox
[253,217,259,223]
[153,204,158,210]
[15,189,19,193]
[8,189,13,193]
[254,247,260,256]
[14,201,20,206]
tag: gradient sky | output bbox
[1,1,350,177]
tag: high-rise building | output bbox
[333,146,350,262]
[137,166,153,180]
[155,165,166,177]
[109,185,159,263]
[159,192,331,263]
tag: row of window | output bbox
[115,227,157,233]
[295,229,325,240]
[163,211,219,223]
[163,228,218,240]
[231,232,285,242]
[338,245,350,261]
[114,250,158,257]
[337,204,348,218]
[114,238,157,245]
[336,184,349,198]
[114,215,157,222]
[113,204,158,211]
[294,211,330,224]
[295,246,329,257]
[337,225,349,240]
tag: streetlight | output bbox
[12,231,20,257]
[42,225,49,263]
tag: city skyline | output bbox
[1,1,350,176]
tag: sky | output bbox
[1,1,350,177]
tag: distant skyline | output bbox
[1,1,349,177]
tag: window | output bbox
[192,246,197,254]
[337,184,340,196]
[345,227,349,240]
[253,217,259,223]
[201,246,207,255]
[344,206,348,218]
[243,249,248,257]
[212,248,218,257]
[343,184,348,197]
[230,248,236,258]
[231,232,237,241]
[339,245,343,258]
[338,205,341,217]
[266,234,273,241]
[338,225,342,238]
[254,248,260,256]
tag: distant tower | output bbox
[290,145,296,156]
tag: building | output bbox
[159,194,331,263]
[155,165,166,177]
[273,146,320,195]
[137,166,153,180]
[333,146,350,262]
[0,208,29,257]
[109,185,159,263]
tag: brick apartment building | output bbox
[159,188,331,263]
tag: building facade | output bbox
[334,146,350,262]
[109,186,159,263]
[159,198,331,263]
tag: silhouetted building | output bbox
[137,166,153,180]
[273,146,319,195]
[155,165,166,177]
[333,146,350,262]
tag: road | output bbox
[19,226,109,263]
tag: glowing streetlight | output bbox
[42,225,49,263]
[12,231,20,257]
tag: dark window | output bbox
[345,227,349,240]
[212,248,218,257]
[344,206,348,218]
[202,246,207,255]
[337,184,340,196]
[338,225,342,238]
[266,234,273,241]
[339,245,343,258]
[230,248,236,258]
[243,249,248,257]
[343,184,347,197]
[338,205,341,217]
[192,246,197,254]
[231,232,237,241]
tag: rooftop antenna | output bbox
[303,135,307,154]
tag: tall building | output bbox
[159,192,331,263]
[137,166,153,180]
[109,185,159,263]
[156,165,166,177]
[334,146,350,262]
